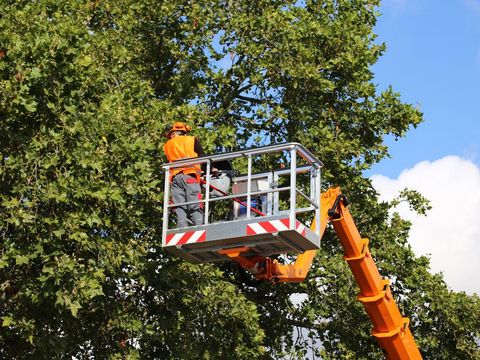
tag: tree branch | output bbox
[236,95,268,105]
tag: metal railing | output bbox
[161,142,323,243]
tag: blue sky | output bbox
[369,0,480,177]
[369,0,480,294]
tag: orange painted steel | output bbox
[225,187,422,359]
[328,190,422,359]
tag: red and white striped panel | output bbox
[246,218,306,236]
[166,230,206,246]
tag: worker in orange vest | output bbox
[163,122,205,228]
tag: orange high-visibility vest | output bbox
[163,135,201,180]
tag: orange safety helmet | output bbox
[166,122,192,138]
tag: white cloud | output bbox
[371,156,480,295]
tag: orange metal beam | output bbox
[222,187,422,359]
[330,193,422,359]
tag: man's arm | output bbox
[194,138,218,173]
[194,137,208,173]
[194,137,205,157]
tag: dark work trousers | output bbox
[171,173,203,228]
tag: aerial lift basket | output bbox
[161,143,323,264]
[161,143,423,358]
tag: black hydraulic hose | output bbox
[328,194,349,218]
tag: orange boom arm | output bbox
[224,187,422,359]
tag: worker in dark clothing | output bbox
[163,122,205,228]
[208,159,234,198]
[203,159,234,223]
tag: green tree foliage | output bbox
[1,0,478,358]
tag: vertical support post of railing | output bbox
[315,166,321,237]
[267,171,273,216]
[273,171,279,216]
[204,160,211,225]
[247,154,252,218]
[162,167,171,246]
[290,147,297,230]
